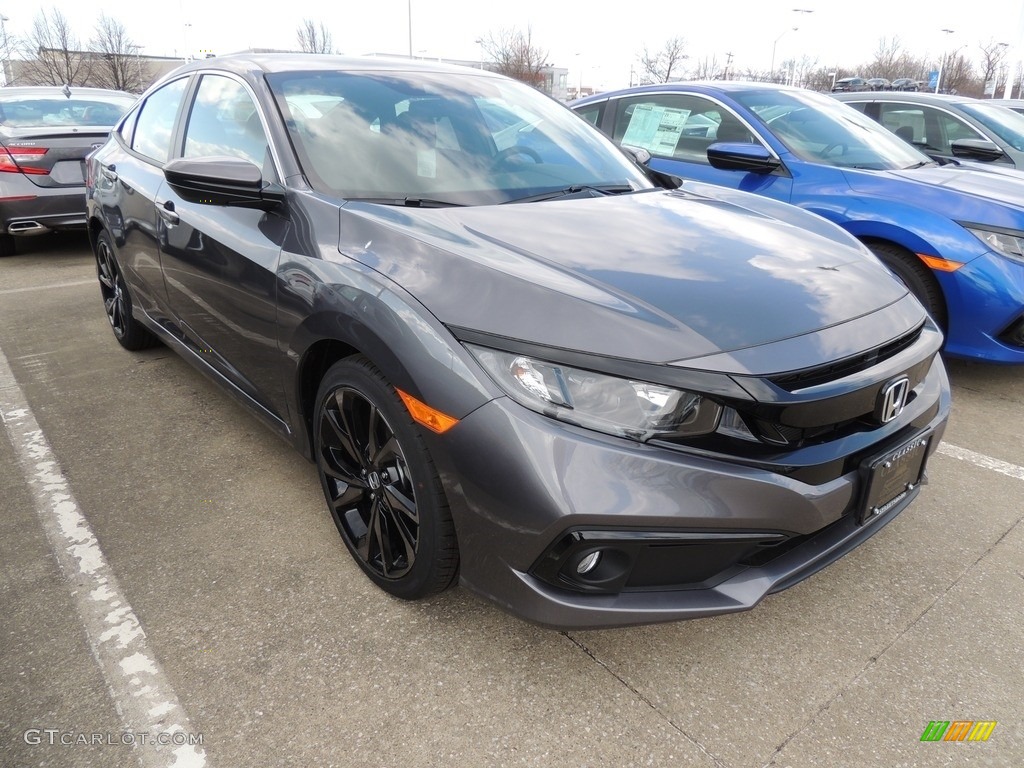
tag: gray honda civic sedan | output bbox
[86,54,949,629]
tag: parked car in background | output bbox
[86,54,950,629]
[833,90,1024,169]
[831,76,868,92]
[572,83,1024,364]
[0,86,135,256]
[866,78,891,91]
[989,98,1024,116]
[891,78,921,91]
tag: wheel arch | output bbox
[287,304,494,461]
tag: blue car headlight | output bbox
[964,224,1024,264]
[467,345,722,442]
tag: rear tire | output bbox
[94,230,160,350]
[0,234,15,257]
[867,241,947,331]
[313,356,459,599]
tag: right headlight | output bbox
[466,345,721,442]
[964,224,1024,264]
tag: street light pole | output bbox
[771,28,796,82]
[0,15,9,87]
[935,28,954,93]
[407,0,413,58]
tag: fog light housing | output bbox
[576,550,601,574]
[998,314,1024,348]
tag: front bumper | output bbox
[938,250,1024,363]
[434,356,949,629]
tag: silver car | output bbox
[833,90,1024,169]
[0,86,135,256]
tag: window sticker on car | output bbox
[417,149,436,178]
[621,104,691,156]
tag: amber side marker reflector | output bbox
[396,388,459,434]
[918,253,964,272]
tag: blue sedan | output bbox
[573,84,1024,364]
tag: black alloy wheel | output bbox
[95,230,159,350]
[314,357,458,599]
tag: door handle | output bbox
[157,200,179,225]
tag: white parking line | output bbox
[0,279,96,295]
[938,442,1024,482]
[0,347,207,768]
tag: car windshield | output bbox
[267,69,652,205]
[733,89,930,170]
[958,103,1024,151]
[0,94,135,127]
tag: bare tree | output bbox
[20,7,91,86]
[940,51,977,96]
[481,27,548,90]
[978,40,1009,95]
[90,14,144,93]
[297,19,333,54]
[865,37,906,80]
[640,37,688,83]
[691,55,719,80]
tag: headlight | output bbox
[467,345,721,441]
[965,225,1024,264]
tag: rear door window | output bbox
[131,78,189,164]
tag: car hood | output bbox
[338,189,910,364]
[856,165,1024,222]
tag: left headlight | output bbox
[467,345,722,442]
[964,224,1024,264]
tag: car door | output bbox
[95,77,190,320]
[876,101,997,162]
[157,72,290,420]
[600,92,793,202]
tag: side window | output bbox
[574,103,603,127]
[843,101,870,115]
[878,104,925,146]
[183,74,273,177]
[117,105,140,147]
[131,78,188,163]
[613,94,755,164]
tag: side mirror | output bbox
[707,142,782,173]
[620,144,683,189]
[949,138,1005,163]
[163,156,285,210]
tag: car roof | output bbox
[832,91,980,105]
[573,81,806,105]
[0,85,134,100]
[164,52,504,80]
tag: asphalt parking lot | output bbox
[2,234,1022,768]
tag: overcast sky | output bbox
[6,0,1024,89]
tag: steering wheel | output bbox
[820,142,848,158]
[493,145,542,168]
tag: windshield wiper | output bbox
[503,184,634,204]
[904,160,937,170]
[346,196,465,208]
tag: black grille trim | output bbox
[770,323,924,391]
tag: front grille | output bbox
[770,323,924,391]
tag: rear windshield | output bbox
[0,95,135,128]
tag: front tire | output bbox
[867,242,947,331]
[95,230,159,350]
[313,356,459,599]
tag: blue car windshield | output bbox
[959,103,1024,151]
[733,89,930,170]
[267,69,652,204]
